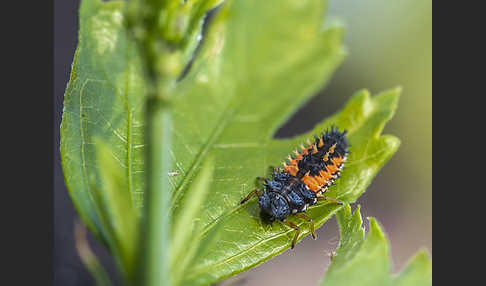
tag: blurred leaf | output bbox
[95,139,139,281]
[171,158,214,286]
[320,205,432,286]
[124,0,225,84]
[61,0,401,285]
[393,250,433,286]
[75,221,113,286]
[74,221,111,286]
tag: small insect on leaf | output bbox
[241,126,349,249]
[168,170,180,177]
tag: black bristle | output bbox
[296,126,349,177]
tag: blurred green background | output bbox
[224,0,431,285]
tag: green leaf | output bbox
[60,0,147,280]
[95,139,139,281]
[61,0,147,245]
[178,88,401,285]
[320,205,432,286]
[170,158,214,286]
[393,250,433,286]
[61,0,401,285]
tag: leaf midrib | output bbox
[124,41,134,206]
[187,228,295,280]
[186,204,343,281]
[169,103,237,210]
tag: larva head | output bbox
[258,190,290,222]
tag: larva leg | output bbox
[317,195,343,205]
[295,213,316,239]
[282,220,300,249]
[240,189,261,205]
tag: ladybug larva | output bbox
[240,126,349,249]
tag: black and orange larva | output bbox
[240,126,349,249]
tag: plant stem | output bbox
[143,95,172,286]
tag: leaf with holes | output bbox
[61,0,401,285]
[320,205,432,286]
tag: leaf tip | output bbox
[373,87,401,112]
[379,134,401,156]
[393,85,403,95]
[366,217,386,238]
[409,248,432,264]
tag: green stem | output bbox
[143,96,172,286]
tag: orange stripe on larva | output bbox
[299,155,345,192]
[282,135,346,193]
[285,164,299,176]
[302,173,320,191]
[283,143,315,176]
[318,170,332,181]
[314,174,327,186]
